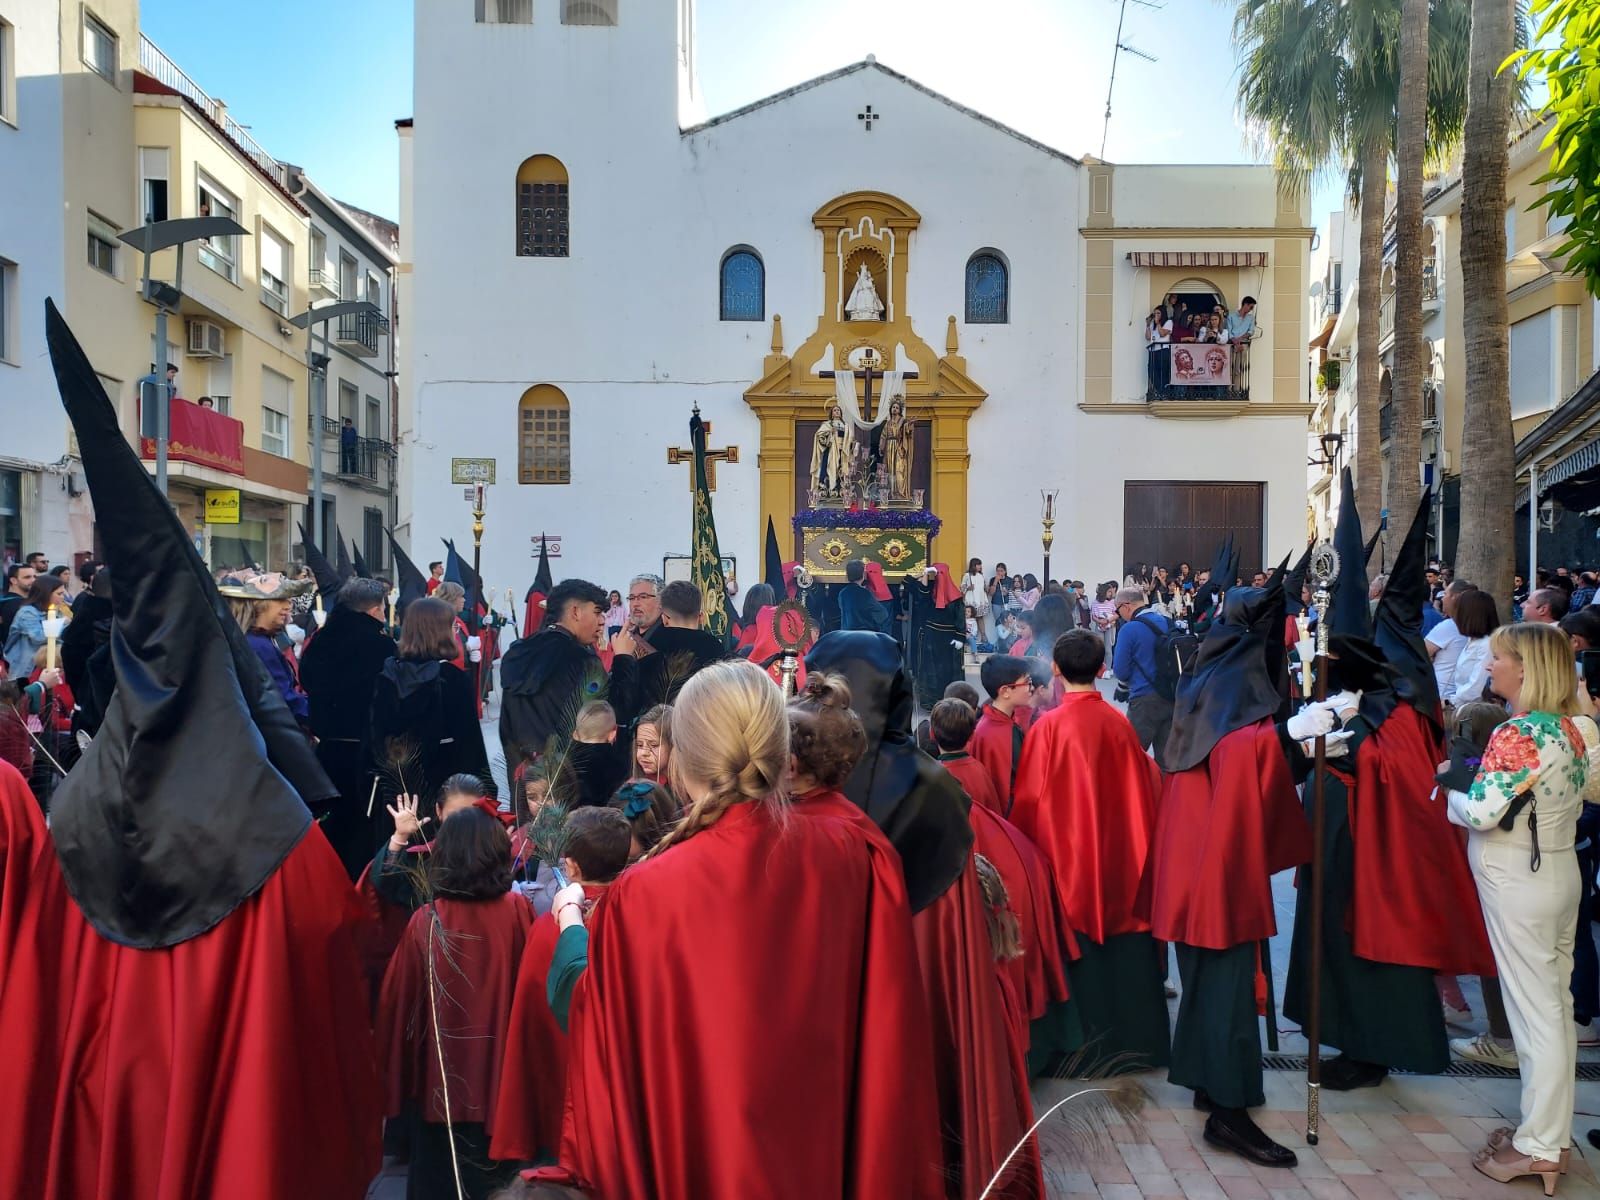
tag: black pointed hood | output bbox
[1285,543,1313,617]
[444,538,483,630]
[297,522,342,602]
[1165,584,1286,772]
[804,631,973,913]
[385,529,428,615]
[352,543,370,580]
[44,300,331,949]
[1375,495,1441,727]
[335,532,355,581]
[1193,534,1233,620]
[526,534,553,601]
[764,517,785,595]
[1364,528,1383,570]
[1327,469,1397,707]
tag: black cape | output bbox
[610,625,728,727]
[1165,584,1286,773]
[299,608,396,742]
[805,630,973,913]
[498,627,609,771]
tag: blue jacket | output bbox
[248,631,310,724]
[4,605,46,678]
[838,583,891,634]
[1112,607,1168,701]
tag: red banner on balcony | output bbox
[1170,343,1231,387]
[139,399,245,475]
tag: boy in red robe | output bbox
[492,807,630,1166]
[1011,630,1169,1073]
[970,653,1036,813]
[1145,581,1317,1166]
[0,304,381,1200]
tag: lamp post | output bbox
[471,480,487,624]
[289,300,382,552]
[1041,488,1059,588]
[119,216,249,497]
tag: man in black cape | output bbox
[298,575,397,878]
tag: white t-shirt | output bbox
[1448,637,1492,706]
[1427,617,1469,695]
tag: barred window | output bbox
[516,155,570,258]
[562,0,618,24]
[519,385,571,484]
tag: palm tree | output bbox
[1454,0,1517,606]
[1387,0,1431,530]
[1232,0,1471,540]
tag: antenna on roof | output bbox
[1101,0,1161,158]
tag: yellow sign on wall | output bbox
[204,489,241,525]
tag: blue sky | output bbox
[141,0,1343,223]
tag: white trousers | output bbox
[1470,837,1580,1158]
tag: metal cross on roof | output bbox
[857,105,880,132]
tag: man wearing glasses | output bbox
[625,574,665,646]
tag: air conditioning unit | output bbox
[186,319,225,360]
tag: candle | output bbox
[44,603,64,671]
[1294,613,1315,699]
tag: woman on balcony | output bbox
[1146,307,1172,398]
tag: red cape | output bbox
[492,881,612,1164]
[1009,690,1160,942]
[1342,703,1495,975]
[969,703,1025,814]
[376,891,533,1125]
[548,800,946,1198]
[353,854,418,1010]
[0,763,382,1200]
[914,855,1037,1200]
[524,589,547,639]
[943,755,1077,1018]
[1141,720,1311,949]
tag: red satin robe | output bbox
[914,855,1040,1200]
[377,891,533,1126]
[1141,720,1311,949]
[491,880,612,1164]
[1009,689,1160,943]
[544,800,946,1199]
[942,753,1077,1019]
[969,702,1026,813]
[0,762,382,1200]
[1342,703,1494,975]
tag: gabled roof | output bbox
[681,58,1079,166]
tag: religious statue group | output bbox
[810,395,916,505]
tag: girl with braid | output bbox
[528,660,945,1199]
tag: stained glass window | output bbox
[965,253,1008,324]
[720,249,764,321]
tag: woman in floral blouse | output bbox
[1446,622,1600,1193]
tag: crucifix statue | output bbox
[666,421,739,491]
[820,347,916,421]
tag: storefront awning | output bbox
[1127,251,1268,268]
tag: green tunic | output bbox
[1061,931,1171,1075]
[1170,942,1263,1109]
[1282,717,1447,1074]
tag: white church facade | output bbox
[398,0,1315,595]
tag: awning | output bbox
[1127,251,1268,268]
[1516,436,1600,508]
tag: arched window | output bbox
[516,155,569,258]
[562,0,618,24]
[518,385,571,484]
[964,251,1008,324]
[719,248,764,321]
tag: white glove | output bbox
[466,636,481,652]
[467,634,482,663]
[312,608,327,627]
[1286,703,1336,742]
[284,623,306,645]
[1325,689,1362,718]
[1322,734,1351,759]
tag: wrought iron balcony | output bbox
[308,266,339,298]
[1143,339,1252,403]
[334,310,387,357]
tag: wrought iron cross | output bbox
[857,105,880,131]
[666,421,739,492]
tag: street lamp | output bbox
[1041,488,1059,587]
[119,216,249,497]
[289,299,382,553]
[1308,431,1345,470]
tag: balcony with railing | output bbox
[1319,285,1343,322]
[1144,339,1251,403]
[312,415,395,490]
[1378,257,1441,348]
[335,310,387,357]
[308,266,340,298]
[137,35,287,189]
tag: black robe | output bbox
[914,596,966,712]
[498,627,611,778]
[367,659,491,832]
[609,625,728,729]
[298,607,397,878]
[838,582,891,634]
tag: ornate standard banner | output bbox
[1169,343,1232,387]
[690,408,732,642]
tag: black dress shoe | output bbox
[1321,1056,1388,1091]
[1204,1110,1298,1168]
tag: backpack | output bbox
[1133,613,1197,702]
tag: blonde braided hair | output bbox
[974,853,1024,962]
[645,660,789,859]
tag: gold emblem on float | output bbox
[879,538,912,567]
[818,538,851,566]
